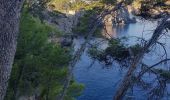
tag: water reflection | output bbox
[114,24,129,37]
[73,19,170,100]
[102,24,130,38]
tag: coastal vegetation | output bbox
[0,0,170,100]
[5,8,83,100]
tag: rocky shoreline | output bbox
[129,0,170,19]
[30,0,170,47]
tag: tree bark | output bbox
[0,0,24,100]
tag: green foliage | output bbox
[132,0,169,13]
[132,0,142,9]
[88,38,130,63]
[130,44,143,56]
[48,0,104,11]
[73,10,92,35]
[124,0,134,5]
[154,69,170,79]
[71,1,111,36]
[69,0,88,10]
[101,0,117,5]
[73,7,103,35]
[48,0,71,11]
[88,38,144,64]
[105,39,130,60]
[5,10,82,100]
[65,82,84,100]
[106,38,144,59]
[88,46,104,59]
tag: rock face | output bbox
[112,7,136,25]
[55,10,84,33]
[132,7,170,19]
[45,10,84,34]
[30,5,84,47]
[30,6,84,34]
[102,7,136,38]
[148,9,169,19]
[104,7,136,26]
[102,14,114,38]
[129,1,170,19]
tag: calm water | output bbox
[73,19,170,100]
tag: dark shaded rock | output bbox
[60,34,74,47]
[152,11,170,19]
[109,7,137,25]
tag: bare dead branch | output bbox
[156,42,168,59]
[138,58,170,78]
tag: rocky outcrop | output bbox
[148,9,169,19]
[30,5,85,47]
[132,7,170,19]
[55,10,84,33]
[112,7,136,25]
[30,5,84,34]
[43,10,84,34]
[104,7,136,26]
[102,6,136,38]
[129,1,170,19]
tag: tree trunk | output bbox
[114,16,170,99]
[0,0,24,100]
